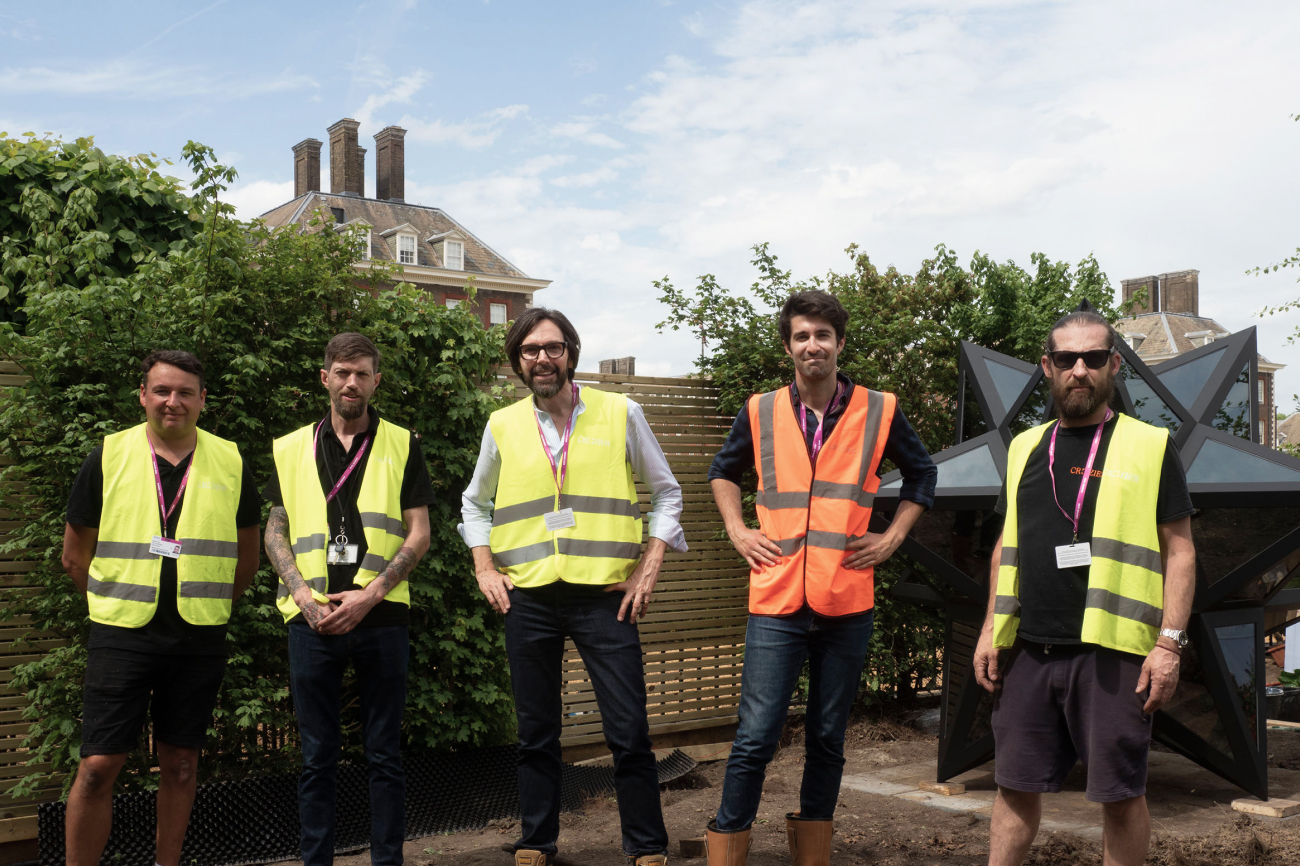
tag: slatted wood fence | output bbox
[489,369,748,753]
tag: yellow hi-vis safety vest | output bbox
[993,412,1170,656]
[272,418,411,622]
[88,423,243,627]
[488,386,643,588]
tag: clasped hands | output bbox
[727,525,904,572]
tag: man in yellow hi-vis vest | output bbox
[61,350,261,866]
[973,311,1197,866]
[264,333,433,866]
[459,308,686,866]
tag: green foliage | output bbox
[1279,669,1300,688]
[657,242,1125,702]
[0,145,514,797]
[0,132,199,328]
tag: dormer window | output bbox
[397,234,416,265]
[334,218,372,262]
[427,230,468,271]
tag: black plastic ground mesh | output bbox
[38,746,697,866]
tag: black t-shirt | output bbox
[67,445,262,656]
[262,407,436,628]
[994,415,1193,644]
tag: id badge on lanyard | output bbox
[1048,410,1111,569]
[315,419,371,567]
[149,438,192,559]
[538,383,580,531]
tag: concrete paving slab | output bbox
[839,774,915,797]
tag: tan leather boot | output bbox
[706,821,751,866]
[515,850,549,866]
[786,813,832,866]
[631,855,668,866]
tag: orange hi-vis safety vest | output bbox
[746,385,896,617]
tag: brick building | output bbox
[1115,270,1285,446]
[261,118,549,327]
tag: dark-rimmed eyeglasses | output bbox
[1047,349,1115,370]
[520,341,568,361]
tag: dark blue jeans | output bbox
[504,583,668,857]
[715,608,874,831]
[289,623,409,866]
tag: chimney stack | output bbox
[1121,276,1158,315]
[1160,270,1199,316]
[374,126,407,201]
[292,138,322,198]
[327,118,363,196]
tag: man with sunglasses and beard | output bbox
[459,308,686,866]
[264,333,434,866]
[973,311,1196,866]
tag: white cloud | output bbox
[0,61,316,99]
[551,121,625,149]
[399,104,529,149]
[552,165,618,188]
[355,69,430,133]
[227,179,295,221]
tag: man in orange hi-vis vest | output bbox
[703,291,936,866]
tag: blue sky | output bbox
[4,0,1300,406]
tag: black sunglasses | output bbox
[1047,349,1114,370]
[520,341,568,361]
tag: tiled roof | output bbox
[1280,413,1300,445]
[258,192,528,279]
[1115,312,1230,357]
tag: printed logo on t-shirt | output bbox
[1069,465,1140,483]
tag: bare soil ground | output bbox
[311,709,1300,866]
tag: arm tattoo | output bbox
[374,546,419,595]
[266,506,325,627]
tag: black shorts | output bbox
[991,642,1152,803]
[80,647,226,756]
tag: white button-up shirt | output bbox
[458,385,688,553]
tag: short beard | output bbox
[524,363,569,399]
[331,392,367,420]
[1052,372,1115,421]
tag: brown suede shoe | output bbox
[786,813,832,866]
[629,855,668,866]
[705,821,751,866]
[515,849,549,866]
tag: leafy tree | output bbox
[0,132,200,329]
[0,145,514,796]
[657,242,1124,702]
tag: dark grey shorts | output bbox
[991,642,1152,803]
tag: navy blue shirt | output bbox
[708,373,937,508]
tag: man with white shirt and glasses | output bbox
[460,307,685,866]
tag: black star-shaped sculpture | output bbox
[874,305,1300,800]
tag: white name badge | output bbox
[544,508,577,532]
[1055,542,1093,569]
[150,535,182,559]
[327,544,359,565]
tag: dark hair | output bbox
[141,350,205,391]
[1044,311,1119,353]
[779,290,849,345]
[504,307,581,378]
[324,332,381,373]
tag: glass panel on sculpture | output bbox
[1211,363,1252,441]
[1119,361,1180,433]
[1191,507,1300,590]
[960,372,989,443]
[983,358,1034,419]
[1186,438,1300,484]
[1215,623,1257,740]
[1155,347,1225,411]
[935,444,1001,488]
[1158,641,1234,758]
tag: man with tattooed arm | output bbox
[263,332,433,866]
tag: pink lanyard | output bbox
[313,419,371,504]
[796,380,845,463]
[149,437,194,536]
[534,381,579,494]
[1047,409,1113,542]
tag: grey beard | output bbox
[525,365,568,399]
[332,394,367,420]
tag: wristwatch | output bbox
[1159,628,1189,648]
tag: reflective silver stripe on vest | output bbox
[492,494,640,526]
[775,537,805,556]
[558,539,641,560]
[360,511,405,537]
[1085,587,1162,628]
[277,575,326,600]
[1091,537,1162,573]
[360,552,389,573]
[758,390,780,497]
[493,496,554,526]
[1000,546,1019,568]
[805,530,851,551]
[809,479,874,508]
[178,539,239,559]
[293,534,328,555]
[855,390,887,491]
[94,541,156,560]
[494,540,556,568]
[86,575,156,603]
[994,595,1021,616]
[180,581,234,599]
[755,490,810,510]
